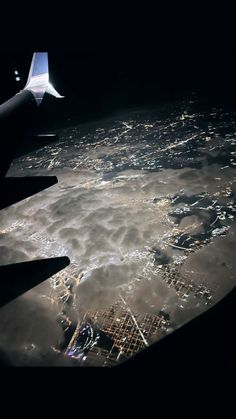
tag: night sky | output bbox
[1,22,236,126]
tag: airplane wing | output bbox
[0,52,64,178]
[0,53,70,325]
[0,257,70,308]
[0,176,58,210]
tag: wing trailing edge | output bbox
[0,257,70,308]
[0,176,58,210]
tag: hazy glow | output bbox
[0,101,236,366]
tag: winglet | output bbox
[24,52,64,106]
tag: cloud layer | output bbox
[1,103,236,365]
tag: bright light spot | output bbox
[14,70,19,75]
[15,77,20,82]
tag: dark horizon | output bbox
[1,45,235,111]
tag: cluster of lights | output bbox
[14,70,20,82]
